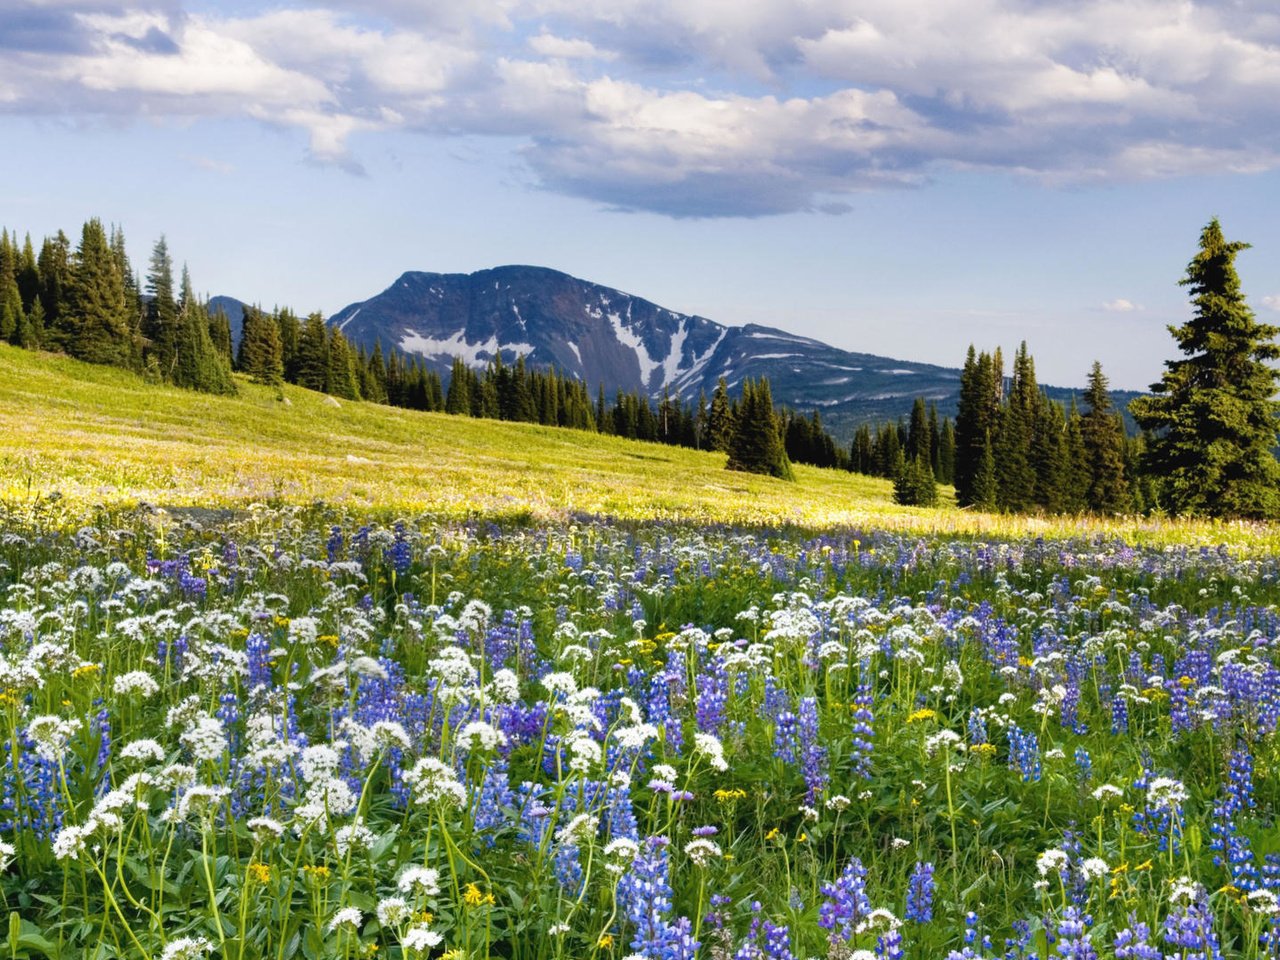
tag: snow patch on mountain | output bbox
[399,329,534,365]
[607,309,660,386]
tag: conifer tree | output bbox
[296,313,330,392]
[326,327,360,399]
[16,235,40,315]
[936,418,956,486]
[907,397,931,463]
[955,347,1002,505]
[970,429,997,510]
[726,378,793,480]
[1030,393,1066,512]
[1061,402,1090,513]
[1131,219,1280,518]
[708,377,734,452]
[994,342,1037,512]
[236,305,284,387]
[208,305,233,363]
[894,454,938,506]
[0,232,23,344]
[1081,361,1129,514]
[445,357,471,414]
[143,236,181,377]
[37,231,71,338]
[61,218,135,367]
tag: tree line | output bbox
[6,216,1276,517]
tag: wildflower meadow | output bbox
[2,500,1279,960]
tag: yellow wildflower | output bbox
[907,709,937,724]
[248,863,271,883]
[597,934,614,949]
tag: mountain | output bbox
[209,295,247,347]
[323,265,1137,440]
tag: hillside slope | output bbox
[0,344,941,526]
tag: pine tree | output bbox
[1030,393,1066,512]
[296,313,330,391]
[143,236,180,377]
[970,429,997,510]
[326,327,360,399]
[236,305,284,387]
[61,219,135,367]
[209,305,233,364]
[1061,402,1089,513]
[1081,361,1129,514]
[907,397,931,463]
[726,378,793,480]
[708,377,734,452]
[994,342,1037,512]
[955,347,1002,505]
[894,454,938,507]
[936,418,956,486]
[1130,219,1280,518]
[37,231,71,342]
[445,357,471,414]
[0,231,23,344]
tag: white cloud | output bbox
[1262,295,1280,312]
[527,31,615,61]
[1102,299,1143,313]
[3,0,1280,214]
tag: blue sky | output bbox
[4,0,1280,391]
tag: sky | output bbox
[4,1,1280,391]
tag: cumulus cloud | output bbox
[1262,295,1280,312]
[1102,299,1143,313]
[2,0,1280,215]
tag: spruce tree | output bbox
[708,377,734,452]
[937,418,956,486]
[37,231,71,341]
[236,305,284,387]
[894,454,938,507]
[0,232,23,344]
[445,357,471,414]
[1061,402,1090,513]
[143,236,180,377]
[61,219,134,367]
[296,313,330,391]
[726,378,793,480]
[1030,393,1066,512]
[326,327,360,399]
[1081,361,1129,514]
[970,429,997,510]
[1130,219,1280,518]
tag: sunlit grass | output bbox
[2,343,1278,551]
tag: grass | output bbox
[0,344,918,527]
[1,343,1277,549]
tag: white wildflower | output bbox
[327,906,362,933]
[397,865,441,895]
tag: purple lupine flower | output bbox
[818,856,871,943]
[906,861,934,923]
[797,697,827,802]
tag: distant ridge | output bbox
[218,266,1137,440]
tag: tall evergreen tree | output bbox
[236,305,284,387]
[726,378,793,480]
[994,342,1037,512]
[326,327,360,399]
[37,231,71,339]
[61,219,135,367]
[707,377,735,452]
[143,236,180,377]
[1061,402,1090,513]
[1081,361,1129,514]
[296,312,330,392]
[0,231,23,344]
[937,418,956,486]
[1130,219,1280,517]
[445,357,471,414]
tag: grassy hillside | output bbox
[0,344,931,526]
[2,345,1275,547]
